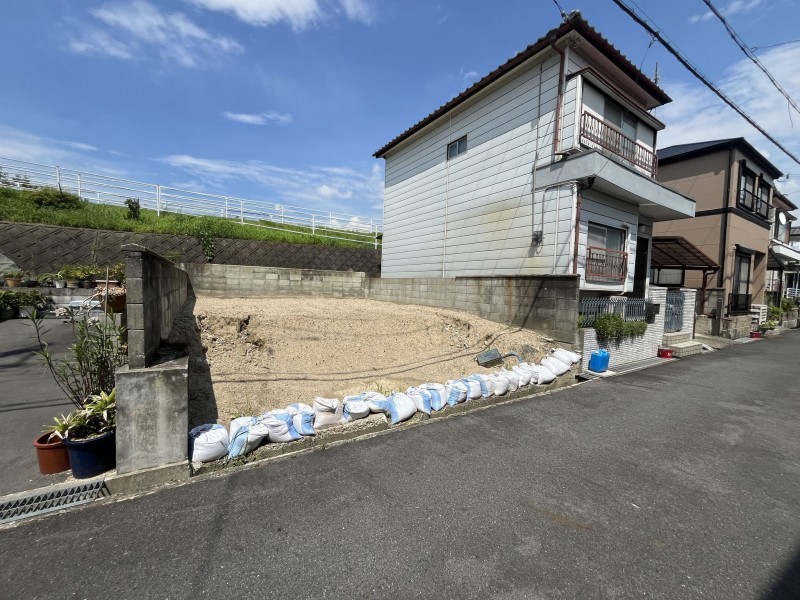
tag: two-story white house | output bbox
[374,12,695,298]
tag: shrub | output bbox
[780,297,796,313]
[594,313,647,342]
[197,229,215,263]
[29,187,85,210]
[594,313,624,341]
[768,304,781,320]
[125,197,141,220]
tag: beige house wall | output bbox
[656,146,772,308]
[657,150,729,211]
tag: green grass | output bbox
[0,187,378,248]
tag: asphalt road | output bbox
[0,318,75,495]
[2,331,799,599]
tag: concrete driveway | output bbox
[0,317,76,495]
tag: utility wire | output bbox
[752,39,800,52]
[701,0,800,122]
[609,0,800,167]
[550,0,568,20]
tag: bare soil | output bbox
[186,297,553,425]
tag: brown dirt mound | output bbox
[191,297,553,424]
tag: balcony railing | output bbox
[737,189,770,219]
[580,111,657,177]
[586,246,627,283]
[728,293,752,316]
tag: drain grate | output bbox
[0,480,109,524]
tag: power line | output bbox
[550,0,568,20]
[751,39,800,52]
[609,0,800,167]
[701,0,800,122]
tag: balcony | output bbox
[579,111,657,178]
[738,189,770,219]
[586,246,627,283]
[728,293,752,316]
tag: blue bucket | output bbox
[65,430,116,479]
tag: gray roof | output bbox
[657,137,783,179]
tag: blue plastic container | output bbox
[65,430,116,479]
[588,349,610,373]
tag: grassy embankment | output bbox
[0,187,376,248]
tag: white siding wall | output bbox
[383,53,578,278]
[577,190,639,292]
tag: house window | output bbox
[730,251,752,314]
[602,100,638,141]
[736,165,769,218]
[588,222,625,251]
[775,210,788,242]
[651,268,684,287]
[447,136,467,160]
[586,222,627,283]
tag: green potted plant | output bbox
[34,414,72,475]
[4,270,24,288]
[17,290,52,318]
[58,266,80,289]
[27,308,127,478]
[77,265,98,289]
[37,273,56,288]
[0,290,21,320]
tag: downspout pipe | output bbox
[549,36,567,158]
[719,148,734,290]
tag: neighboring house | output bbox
[766,190,800,301]
[788,226,800,298]
[373,12,695,297]
[654,138,797,318]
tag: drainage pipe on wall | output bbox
[531,59,545,246]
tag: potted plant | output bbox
[0,290,21,320]
[100,285,127,313]
[78,265,98,289]
[27,308,127,479]
[34,414,72,475]
[37,273,56,288]
[58,266,80,289]
[17,290,52,318]
[4,270,24,288]
[61,390,118,479]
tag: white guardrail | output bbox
[0,156,382,247]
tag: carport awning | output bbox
[651,236,719,271]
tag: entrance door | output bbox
[632,236,650,297]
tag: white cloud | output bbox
[186,0,376,30]
[222,111,293,125]
[658,43,800,205]
[689,0,763,24]
[70,1,242,68]
[160,153,382,215]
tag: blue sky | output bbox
[2,0,800,220]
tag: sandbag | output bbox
[461,378,482,400]
[419,383,447,411]
[227,417,269,458]
[497,369,519,392]
[405,387,432,415]
[512,365,532,386]
[362,391,391,415]
[485,374,509,396]
[541,356,570,376]
[535,364,556,384]
[313,397,343,429]
[386,393,417,424]
[189,424,229,463]
[287,403,316,436]
[261,410,303,443]
[466,374,490,398]
[552,348,581,365]
[342,395,371,422]
[445,380,468,406]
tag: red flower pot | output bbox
[33,433,71,475]
[657,348,674,358]
[750,331,762,339]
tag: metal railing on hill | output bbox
[0,156,382,247]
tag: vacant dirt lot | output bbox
[187,297,553,424]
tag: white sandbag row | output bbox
[189,348,580,462]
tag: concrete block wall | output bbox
[125,244,190,369]
[580,287,667,371]
[720,314,751,339]
[366,275,580,346]
[183,264,581,346]
[180,263,366,299]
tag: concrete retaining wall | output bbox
[181,263,580,345]
[720,314,751,340]
[125,244,190,369]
